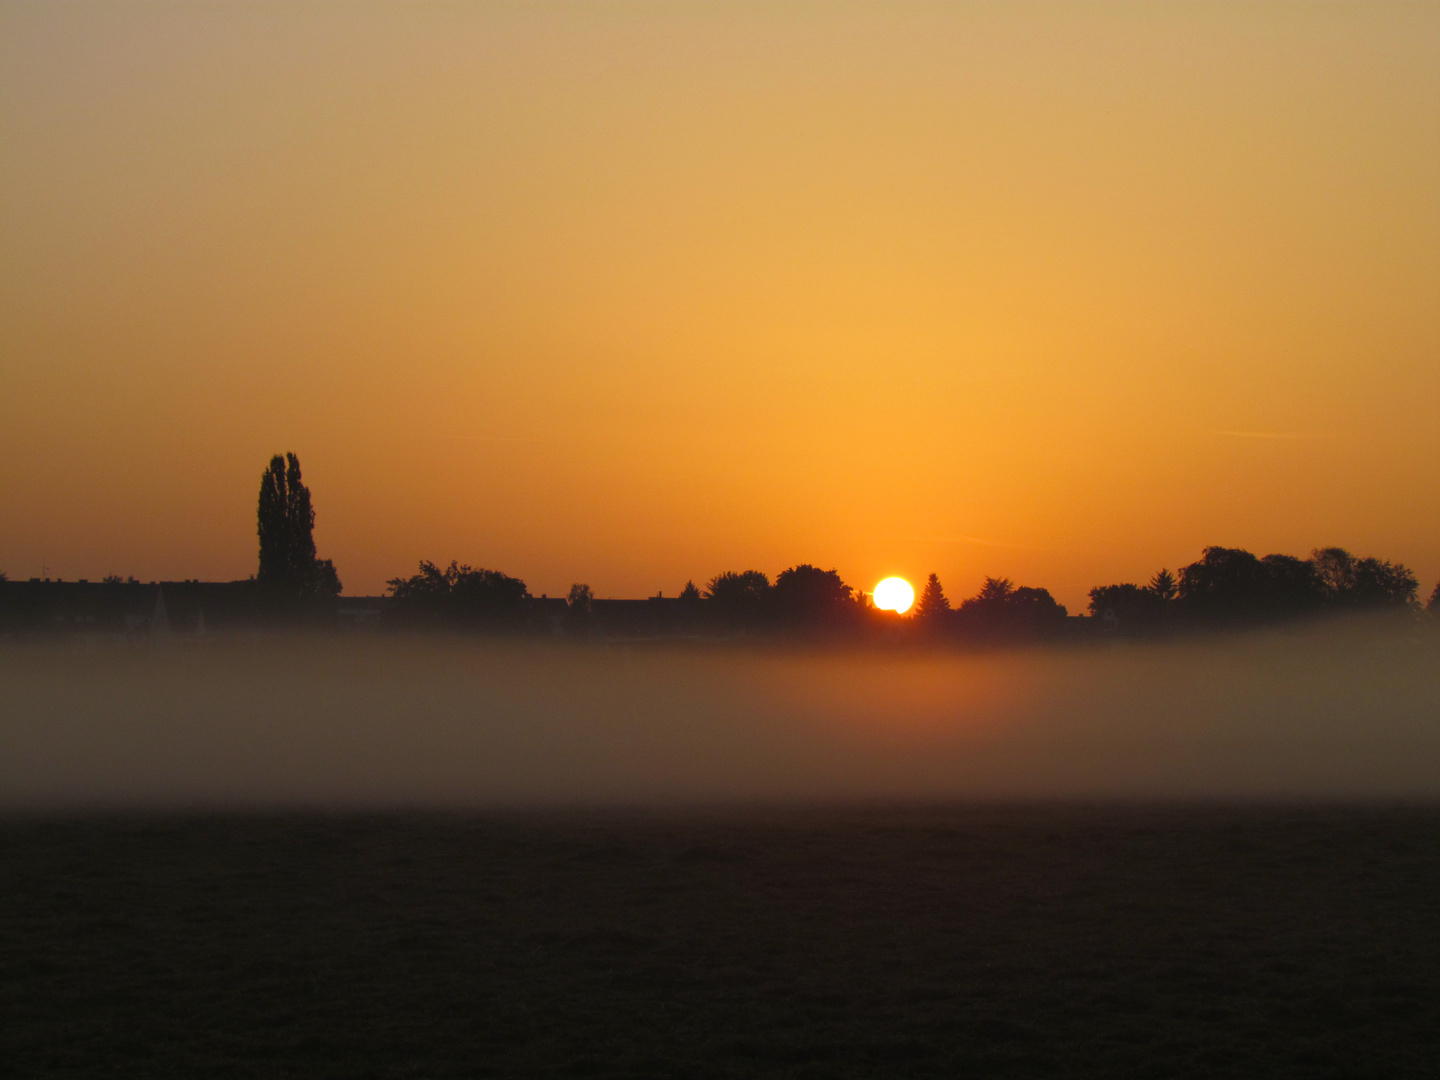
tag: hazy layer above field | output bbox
[2,621,1438,807]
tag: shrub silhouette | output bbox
[386,560,529,629]
[1088,583,1166,628]
[956,577,1067,637]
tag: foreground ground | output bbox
[3,806,1438,1078]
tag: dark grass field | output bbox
[4,806,1439,1078]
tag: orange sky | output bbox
[1,1,1437,608]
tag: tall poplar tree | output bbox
[257,453,340,597]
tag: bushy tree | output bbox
[1259,554,1324,614]
[564,583,594,634]
[1350,558,1419,608]
[1087,569,1178,632]
[1007,586,1068,625]
[773,565,850,605]
[772,565,853,628]
[1429,581,1440,615]
[257,453,341,598]
[1177,547,1271,618]
[1312,547,1418,609]
[958,577,1067,637]
[1170,545,1415,625]
[385,560,529,628]
[1312,547,1356,598]
[704,570,771,605]
[1088,583,1165,628]
[1176,547,1317,620]
[679,580,701,602]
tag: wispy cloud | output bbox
[902,534,1045,551]
[1203,428,1323,441]
[440,434,548,444]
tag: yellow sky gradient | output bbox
[1,1,1437,608]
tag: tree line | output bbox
[6,453,1432,640]
[18,452,1435,637]
[257,452,1440,635]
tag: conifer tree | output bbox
[1148,568,1177,601]
[915,573,951,619]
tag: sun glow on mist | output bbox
[873,577,915,614]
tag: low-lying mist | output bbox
[3,618,1438,808]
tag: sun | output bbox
[872,576,915,614]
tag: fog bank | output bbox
[3,622,1438,807]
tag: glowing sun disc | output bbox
[873,577,915,614]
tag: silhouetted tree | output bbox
[977,577,1015,603]
[701,570,771,632]
[1312,547,1356,598]
[565,583,594,634]
[1088,583,1164,630]
[679,580,701,602]
[955,576,1003,632]
[1007,586,1068,628]
[386,560,528,629]
[1169,544,1416,626]
[1148,568,1177,602]
[1176,547,1273,621]
[772,565,853,630]
[704,570,771,605]
[915,573,951,621]
[257,453,341,599]
[958,577,1066,638]
[1254,554,1324,616]
[1429,581,1440,615]
[1312,547,1418,609]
